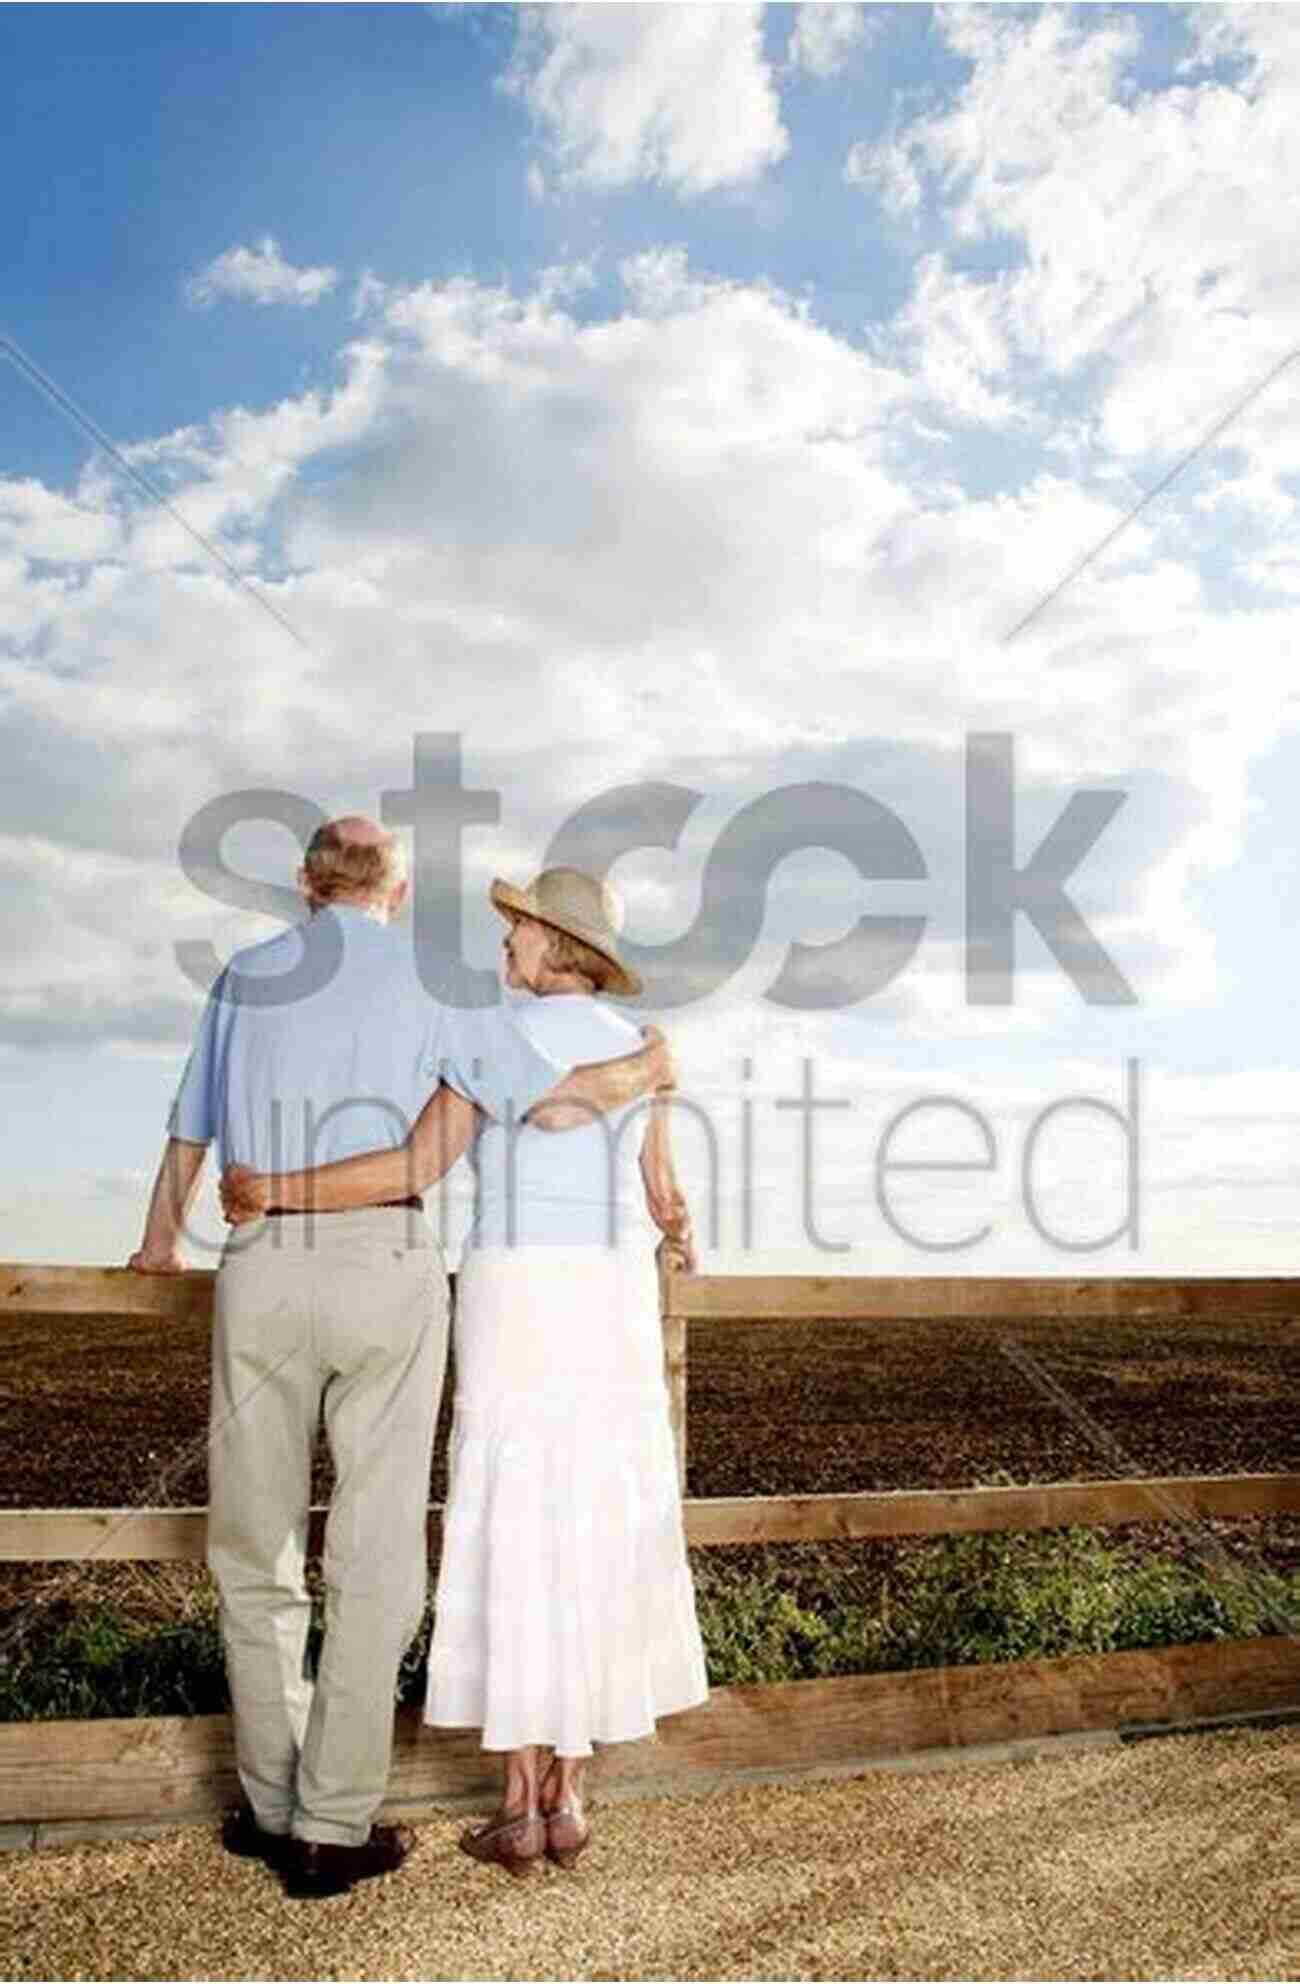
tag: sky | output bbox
[2,0,1299,1275]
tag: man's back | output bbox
[170,904,446,1172]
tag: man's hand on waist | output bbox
[220,1164,272,1226]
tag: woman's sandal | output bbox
[458,1807,546,1877]
[543,1801,591,1869]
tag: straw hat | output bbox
[490,866,643,998]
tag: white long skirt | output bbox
[424,1243,709,1756]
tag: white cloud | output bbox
[4,262,1300,1272]
[860,7,1300,477]
[535,258,597,308]
[0,480,122,565]
[886,254,1023,427]
[2,254,1291,1088]
[501,2,788,194]
[625,1016,1300,1275]
[184,235,339,310]
[845,134,922,215]
[788,3,870,80]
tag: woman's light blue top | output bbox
[466,992,652,1250]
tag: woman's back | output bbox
[466,993,650,1249]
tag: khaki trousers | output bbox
[207,1207,448,1847]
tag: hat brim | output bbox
[490,878,643,998]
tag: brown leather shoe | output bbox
[221,1803,293,1872]
[458,1808,546,1877]
[282,1822,415,1899]
[543,1801,591,1869]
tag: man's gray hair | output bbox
[302,823,405,904]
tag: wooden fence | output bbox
[1,1264,1297,1846]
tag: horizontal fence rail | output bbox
[663,1273,1300,1321]
[4,1636,1298,1845]
[3,1265,217,1320]
[4,1474,1300,1564]
[5,1264,1300,1321]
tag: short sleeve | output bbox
[167,977,224,1144]
[439,1005,571,1123]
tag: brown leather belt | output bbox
[266,1196,424,1216]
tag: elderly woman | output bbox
[222,869,707,1874]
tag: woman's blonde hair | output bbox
[302,823,405,905]
[541,925,612,992]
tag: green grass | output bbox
[0,1603,230,1721]
[2,1528,1295,1720]
[692,1528,1299,1686]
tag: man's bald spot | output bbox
[329,814,388,850]
[302,814,406,907]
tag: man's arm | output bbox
[128,1137,208,1273]
[133,973,223,1268]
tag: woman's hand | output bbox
[220,1164,271,1226]
[646,1173,695,1271]
[657,1231,696,1276]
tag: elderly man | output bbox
[129,816,670,1899]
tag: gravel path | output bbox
[1,1725,1293,1981]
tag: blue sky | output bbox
[3,2,1300,1272]
[3,2,936,467]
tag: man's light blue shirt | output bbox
[167,904,569,1171]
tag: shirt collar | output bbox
[314,902,387,927]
